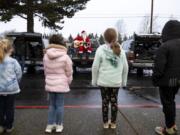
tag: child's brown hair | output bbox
[49,34,66,47]
[104,28,121,56]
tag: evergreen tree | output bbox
[94,33,99,39]
[88,33,94,39]
[0,0,90,32]
[123,35,128,41]
[99,34,105,45]
[118,32,122,44]
[68,34,74,42]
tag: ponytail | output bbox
[103,28,121,56]
[0,39,12,63]
[111,42,121,56]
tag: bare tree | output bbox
[139,15,160,34]
[115,19,126,35]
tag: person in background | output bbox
[74,30,92,59]
[153,20,180,135]
[0,39,22,134]
[92,28,128,129]
[43,34,73,133]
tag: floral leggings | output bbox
[100,87,119,123]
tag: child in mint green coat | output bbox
[92,28,128,129]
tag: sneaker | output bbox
[56,125,63,133]
[0,126,4,134]
[173,125,178,131]
[6,127,14,133]
[45,124,55,133]
[110,123,117,129]
[103,122,109,129]
[155,126,177,135]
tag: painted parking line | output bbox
[15,104,180,109]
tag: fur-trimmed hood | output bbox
[45,44,67,59]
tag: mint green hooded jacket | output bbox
[92,44,128,87]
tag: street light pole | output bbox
[150,0,154,33]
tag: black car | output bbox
[122,33,161,76]
[6,32,45,73]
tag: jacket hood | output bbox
[162,20,180,42]
[103,44,121,57]
[46,44,67,59]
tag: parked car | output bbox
[122,33,161,76]
[6,32,45,73]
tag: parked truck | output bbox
[122,33,161,76]
[67,38,100,74]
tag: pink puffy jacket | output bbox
[43,44,73,93]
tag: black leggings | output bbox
[159,86,179,128]
[0,95,15,129]
[100,87,119,123]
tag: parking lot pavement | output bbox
[9,72,180,135]
[0,108,179,135]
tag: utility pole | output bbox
[150,0,154,33]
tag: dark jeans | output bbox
[0,95,15,129]
[100,87,119,123]
[159,86,179,128]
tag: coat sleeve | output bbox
[65,55,73,84]
[43,56,47,76]
[91,47,101,86]
[121,50,129,87]
[152,44,168,86]
[14,60,22,83]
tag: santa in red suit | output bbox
[74,30,92,57]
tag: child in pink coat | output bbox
[43,34,73,133]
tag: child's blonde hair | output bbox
[0,39,12,63]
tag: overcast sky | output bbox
[0,0,180,38]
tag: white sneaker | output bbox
[103,123,109,129]
[173,125,178,131]
[110,123,117,129]
[6,127,14,133]
[0,126,4,134]
[155,126,177,135]
[56,125,63,133]
[45,124,55,133]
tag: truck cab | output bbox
[6,32,45,73]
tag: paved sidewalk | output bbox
[1,108,180,135]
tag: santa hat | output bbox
[81,30,86,34]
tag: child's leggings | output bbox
[100,87,119,123]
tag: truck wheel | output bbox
[27,65,36,74]
[137,68,143,77]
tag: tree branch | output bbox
[17,14,27,19]
[34,13,44,20]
